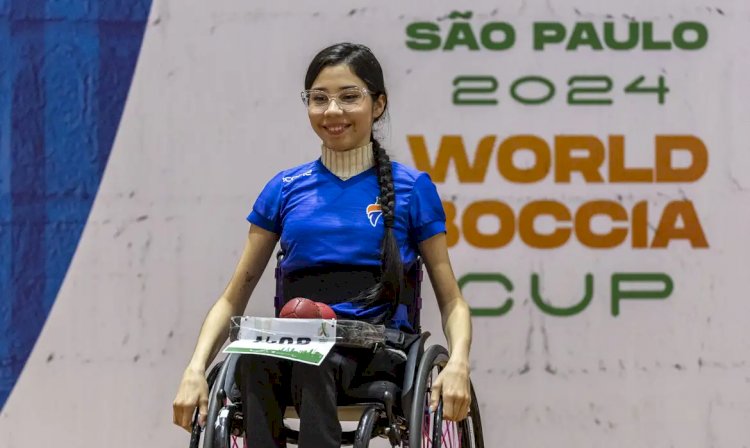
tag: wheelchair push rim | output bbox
[408,345,484,448]
[190,354,246,448]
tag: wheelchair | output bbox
[189,256,484,447]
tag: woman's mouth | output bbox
[323,124,351,136]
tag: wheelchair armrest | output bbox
[399,331,430,417]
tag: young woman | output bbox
[172,43,473,448]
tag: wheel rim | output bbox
[419,364,474,448]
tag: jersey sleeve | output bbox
[246,172,284,233]
[409,173,446,242]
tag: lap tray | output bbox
[229,316,386,349]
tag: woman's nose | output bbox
[323,99,343,115]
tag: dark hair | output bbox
[305,43,403,323]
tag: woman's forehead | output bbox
[310,64,366,91]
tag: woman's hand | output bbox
[429,359,471,421]
[419,233,474,422]
[172,367,209,432]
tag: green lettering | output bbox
[566,22,604,50]
[611,273,673,316]
[405,22,441,51]
[458,273,514,316]
[534,22,566,50]
[603,21,639,50]
[444,22,480,50]
[480,22,515,50]
[673,22,708,50]
[531,273,593,316]
[642,22,672,50]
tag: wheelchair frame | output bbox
[189,254,484,447]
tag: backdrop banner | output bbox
[1,1,749,447]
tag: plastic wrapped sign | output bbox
[225,316,337,366]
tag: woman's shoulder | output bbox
[391,160,433,186]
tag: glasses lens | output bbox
[305,91,329,108]
[337,88,365,106]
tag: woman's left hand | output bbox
[429,359,471,421]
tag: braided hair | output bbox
[304,43,403,323]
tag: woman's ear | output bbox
[372,94,386,121]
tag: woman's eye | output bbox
[310,94,328,104]
[340,93,361,103]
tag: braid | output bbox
[373,142,396,227]
[371,138,403,318]
[346,138,404,324]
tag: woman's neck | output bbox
[320,142,374,180]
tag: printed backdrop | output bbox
[2,0,749,446]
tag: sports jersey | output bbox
[247,158,446,325]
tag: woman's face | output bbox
[307,64,385,152]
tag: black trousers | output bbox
[234,348,362,448]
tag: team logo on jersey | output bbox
[366,198,382,227]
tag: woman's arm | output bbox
[173,225,279,431]
[419,232,473,422]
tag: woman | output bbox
[172,43,473,448]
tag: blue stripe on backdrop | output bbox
[4,0,47,408]
[0,0,151,410]
[47,0,97,20]
[43,19,101,311]
[0,0,13,404]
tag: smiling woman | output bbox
[303,64,385,151]
[172,42,474,448]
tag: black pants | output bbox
[235,348,362,448]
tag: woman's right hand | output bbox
[172,367,209,432]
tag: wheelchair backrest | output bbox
[273,251,424,332]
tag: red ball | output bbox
[316,302,336,319]
[280,298,322,319]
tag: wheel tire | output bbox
[408,345,485,448]
[459,383,484,448]
[202,355,236,448]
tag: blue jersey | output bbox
[247,158,446,324]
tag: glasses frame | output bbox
[300,87,372,112]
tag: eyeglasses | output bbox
[300,87,371,112]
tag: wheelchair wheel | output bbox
[189,361,222,448]
[190,354,245,448]
[408,345,484,448]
